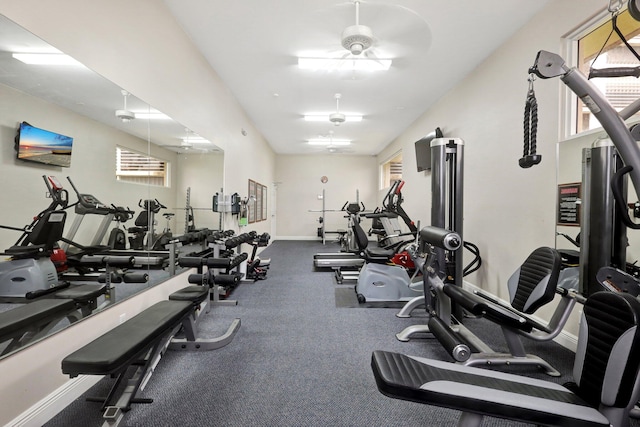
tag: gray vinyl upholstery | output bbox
[371,291,640,427]
[507,246,561,313]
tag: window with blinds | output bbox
[381,152,402,189]
[116,147,167,186]
[576,9,640,133]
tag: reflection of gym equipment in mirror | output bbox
[0,14,226,360]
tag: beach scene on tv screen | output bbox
[18,125,73,167]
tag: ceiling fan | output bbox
[341,0,374,56]
[115,90,135,123]
[160,129,216,153]
[309,130,354,154]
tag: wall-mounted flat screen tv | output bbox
[415,127,443,172]
[15,121,73,168]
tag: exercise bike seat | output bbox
[363,247,396,263]
[5,244,47,258]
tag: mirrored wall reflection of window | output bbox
[0,14,224,359]
[381,151,403,189]
[116,146,168,187]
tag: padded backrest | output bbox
[351,219,369,252]
[508,246,561,313]
[573,291,640,408]
[134,210,149,227]
[25,210,66,249]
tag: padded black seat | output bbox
[4,244,47,258]
[52,284,107,302]
[62,300,192,376]
[0,299,75,338]
[168,286,209,304]
[372,291,640,427]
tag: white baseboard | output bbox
[462,280,578,353]
[8,376,102,427]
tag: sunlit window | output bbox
[116,146,168,187]
[575,9,640,133]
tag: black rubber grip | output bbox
[589,67,640,79]
[178,256,205,267]
[187,273,203,284]
[98,273,123,283]
[214,273,241,285]
[428,315,470,362]
[420,226,461,251]
[229,253,249,269]
[205,258,232,268]
[122,272,149,283]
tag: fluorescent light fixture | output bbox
[307,139,351,146]
[12,53,84,66]
[298,57,391,72]
[181,136,211,144]
[304,114,363,122]
[134,112,170,120]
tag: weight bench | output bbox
[372,291,640,427]
[61,285,239,426]
[61,299,195,426]
[167,285,241,351]
[0,283,107,356]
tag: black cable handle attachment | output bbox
[520,74,541,168]
[611,164,640,229]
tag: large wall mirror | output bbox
[556,132,640,267]
[0,15,224,357]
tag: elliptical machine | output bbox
[0,176,71,300]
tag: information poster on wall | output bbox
[557,182,581,226]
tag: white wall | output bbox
[377,0,604,336]
[175,152,224,232]
[275,154,378,239]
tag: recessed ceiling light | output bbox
[303,115,363,122]
[134,112,170,120]
[298,57,391,72]
[12,53,84,66]
[181,136,211,144]
[307,139,351,146]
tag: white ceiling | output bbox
[0,1,551,156]
[163,0,551,155]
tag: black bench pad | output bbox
[62,300,192,377]
[0,299,76,338]
[50,284,107,302]
[169,286,209,304]
[371,350,609,427]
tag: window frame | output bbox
[563,7,640,139]
[116,146,169,187]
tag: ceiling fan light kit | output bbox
[115,90,134,123]
[341,24,373,55]
[115,109,135,122]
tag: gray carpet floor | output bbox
[43,240,640,426]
